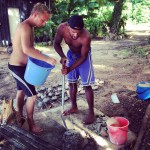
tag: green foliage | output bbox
[34,19,57,43]
[117,15,128,34]
[84,18,100,37]
[84,1,114,37]
[88,1,99,10]
[101,6,113,20]
[126,0,150,23]
[34,0,150,42]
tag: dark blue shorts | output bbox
[8,63,36,97]
[66,50,95,86]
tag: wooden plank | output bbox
[3,124,60,150]
[0,128,27,150]
[1,125,40,150]
[0,127,37,150]
[0,132,20,150]
[8,124,60,150]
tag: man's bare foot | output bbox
[63,107,78,116]
[83,113,95,125]
[31,125,43,133]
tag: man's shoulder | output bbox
[84,28,90,35]
[19,21,32,31]
[81,29,91,39]
[58,22,67,30]
[57,22,68,36]
[80,29,91,44]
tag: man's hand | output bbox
[47,58,57,66]
[60,57,67,66]
[61,58,70,75]
[61,67,70,75]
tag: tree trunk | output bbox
[110,0,124,34]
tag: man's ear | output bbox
[33,11,38,17]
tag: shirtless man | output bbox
[54,15,95,124]
[8,3,57,133]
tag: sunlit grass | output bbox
[117,49,133,58]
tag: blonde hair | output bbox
[31,3,51,15]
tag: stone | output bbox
[43,98,49,103]
[51,96,57,101]
[92,85,99,90]
[100,128,108,137]
[48,92,53,97]
[37,101,43,108]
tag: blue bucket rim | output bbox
[28,56,55,69]
[136,81,150,85]
[136,81,150,100]
[136,81,150,89]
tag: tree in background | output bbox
[34,0,150,43]
[109,0,125,34]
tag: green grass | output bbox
[129,46,149,57]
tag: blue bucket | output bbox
[24,56,55,86]
[136,82,150,100]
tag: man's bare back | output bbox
[9,22,33,66]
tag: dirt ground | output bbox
[0,28,150,149]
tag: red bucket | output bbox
[106,117,129,145]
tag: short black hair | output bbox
[68,15,84,30]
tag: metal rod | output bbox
[62,75,65,112]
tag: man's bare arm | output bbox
[62,37,91,74]
[21,24,56,65]
[53,24,66,61]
